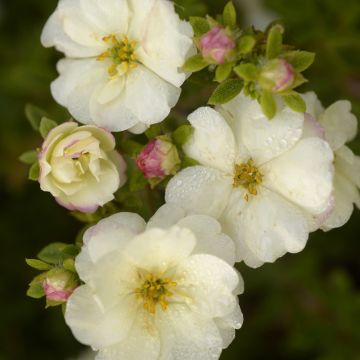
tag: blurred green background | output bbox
[0,0,360,359]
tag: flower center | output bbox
[134,272,177,314]
[97,35,138,78]
[233,159,263,200]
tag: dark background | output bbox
[0,0,359,359]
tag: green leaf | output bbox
[173,125,193,147]
[183,54,208,72]
[292,72,308,88]
[129,166,148,192]
[234,63,259,81]
[26,259,52,271]
[266,24,283,59]
[283,51,315,72]
[24,104,47,131]
[39,117,58,138]
[121,139,144,157]
[223,1,237,28]
[27,282,45,299]
[145,124,163,139]
[189,16,210,36]
[208,79,243,105]
[63,258,76,272]
[182,156,199,168]
[261,91,277,119]
[38,243,78,264]
[282,92,306,113]
[28,162,40,181]
[215,63,233,82]
[19,150,38,165]
[238,35,256,55]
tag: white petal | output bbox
[262,137,334,215]
[184,107,236,173]
[51,58,106,124]
[320,100,358,151]
[177,215,236,265]
[96,312,160,360]
[221,187,309,266]
[147,203,186,229]
[124,227,196,272]
[165,166,233,218]
[322,173,360,230]
[128,0,194,87]
[157,304,224,360]
[301,92,324,118]
[65,285,136,349]
[90,65,180,131]
[177,254,240,319]
[220,93,304,164]
[335,146,360,188]
[41,0,130,57]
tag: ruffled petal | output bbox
[165,166,233,218]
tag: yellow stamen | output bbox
[233,159,263,200]
[134,272,177,314]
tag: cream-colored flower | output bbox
[302,92,360,230]
[41,0,195,133]
[39,122,126,213]
[165,94,334,267]
[65,209,242,360]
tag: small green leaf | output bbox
[282,92,306,113]
[63,258,76,272]
[173,125,193,147]
[292,73,308,88]
[28,162,40,181]
[234,63,259,81]
[27,282,45,299]
[182,156,199,168]
[38,243,78,264]
[223,1,237,28]
[24,104,47,131]
[39,117,58,138]
[19,150,38,165]
[183,54,208,72]
[145,124,163,139]
[266,24,283,59]
[283,51,315,72]
[238,35,256,55]
[189,16,210,36]
[26,259,52,271]
[215,63,233,82]
[208,79,243,105]
[261,91,277,119]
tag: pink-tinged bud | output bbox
[42,270,77,303]
[198,25,236,64]
[259,59,295,93]
[136,138,180,179]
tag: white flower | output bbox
[41,0,195,133]
[302,92,360,230]
[65,209,243,360]
[165,94,334,267]
[39,122,126,213]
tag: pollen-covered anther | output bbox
[233,159,263,200]
[97,35,138,78]
[134,272,177,314]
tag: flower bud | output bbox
[259,59,295,93]
[198,25,236,64]
[136,138,180,179]
[38,122,127,213]
[42,269,78,303]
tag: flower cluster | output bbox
[22,1,359,360]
